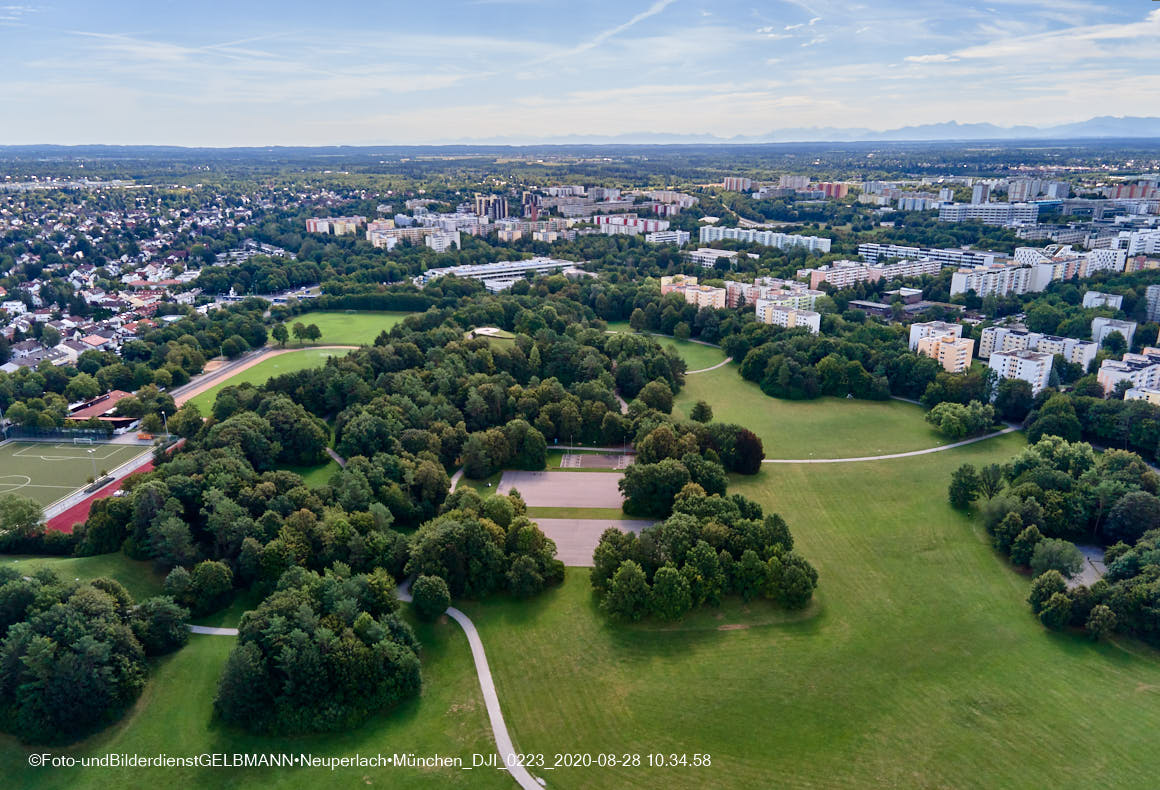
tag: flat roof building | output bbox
[988,349,1053,394]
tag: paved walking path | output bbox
[686,357,733,374]
[188,625,239,635]
[397,579,540,790]
[450,466,465,492]
[761,426,1020,464]
[325,447,347,468]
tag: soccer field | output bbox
[0,440,151,507]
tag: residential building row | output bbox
[797,258,943,291]
[978,326,1098,368]
[698,225,832,253]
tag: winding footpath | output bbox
[686,357,733,374]
[396,580,541,790]
[186,542,542,790]
[761,425,1020,464]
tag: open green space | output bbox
[5,553,164,601]
[2,615,506,790]
[280,310,413,347]
[0,441,151,508]
[674,366,949,459]
[457,471,502,495]
[464,431,1160,789]
[186,348,345,413]
[279,458,341,488]
[604,323,729,371]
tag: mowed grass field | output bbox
[4,552,164,601]
[282,310,413,346]
[0,441,151,507]
[674,366,950,459]
[185,348,345,413]
[604,322,729,371]
[1,618,508,790]
[461,432,1160,789]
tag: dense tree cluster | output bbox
[953,436,1160,642]
[0,570,187,743]
[407,488,563,599]
[213,564,419,734]
[593,486,816,621]
[1024,392,1160,465]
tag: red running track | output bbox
[45,461,155,534]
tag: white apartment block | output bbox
[1146,284,1160,323]
[916,333,975,373]
[593,214,670,234]
[801,258,943,291]
[938,203,1039,226]
[779,175,810,189]
[1125,387,1160,405]
[978,326,1097,368]
[723,177,753,192]
[424,231,462,253]
[1117,229,1160,257]
[1091,317,1137,349]
[644,230,691,246]
[908,321,963,351]
[1082,291,1123,310]
[755,301,821,334]
[699,225,832,253]
[724,279,820,309]
[858,243,998,268]
[1098,349,1160,395]
[950,262,1033,297]
[988,349,1053,394]
[686,248,740,268]
[683,286,727,309]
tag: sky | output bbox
[1,0,1158,146]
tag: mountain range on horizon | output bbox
[448,116,1160,146]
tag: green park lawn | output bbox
[280,310,413,347]
[2,616,507,790]
[279,458,341,488]
[186,348,345,413]
[674,366,951,459]
[460,431,1160,789]
[604,322,729,371]
[5,553,164,601]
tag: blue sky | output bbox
[1,0,1158,145]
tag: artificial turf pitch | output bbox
[0,441,150,507]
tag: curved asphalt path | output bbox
[686,357,733,374]
[396,579,540,790]
[188,573,541,790]
[761,425,1020,464]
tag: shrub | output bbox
[411,575,450,621]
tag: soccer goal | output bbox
[72,437,95,446]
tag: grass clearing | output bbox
[462,431,1160,788]
[279,459,341,488]
[673,366,948,459]
[604,322,729,371]
[0,441,151,508]
[2,614,506,790]
[186,348,344,413]
[280,310,413,347]
[5,553,164,601]
[457,471,502,496]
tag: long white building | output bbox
[412,256,576,287]
[858,243,998,268]
[938,202,1040,225]
[978,326,1097,368]
[699,225,832,253]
